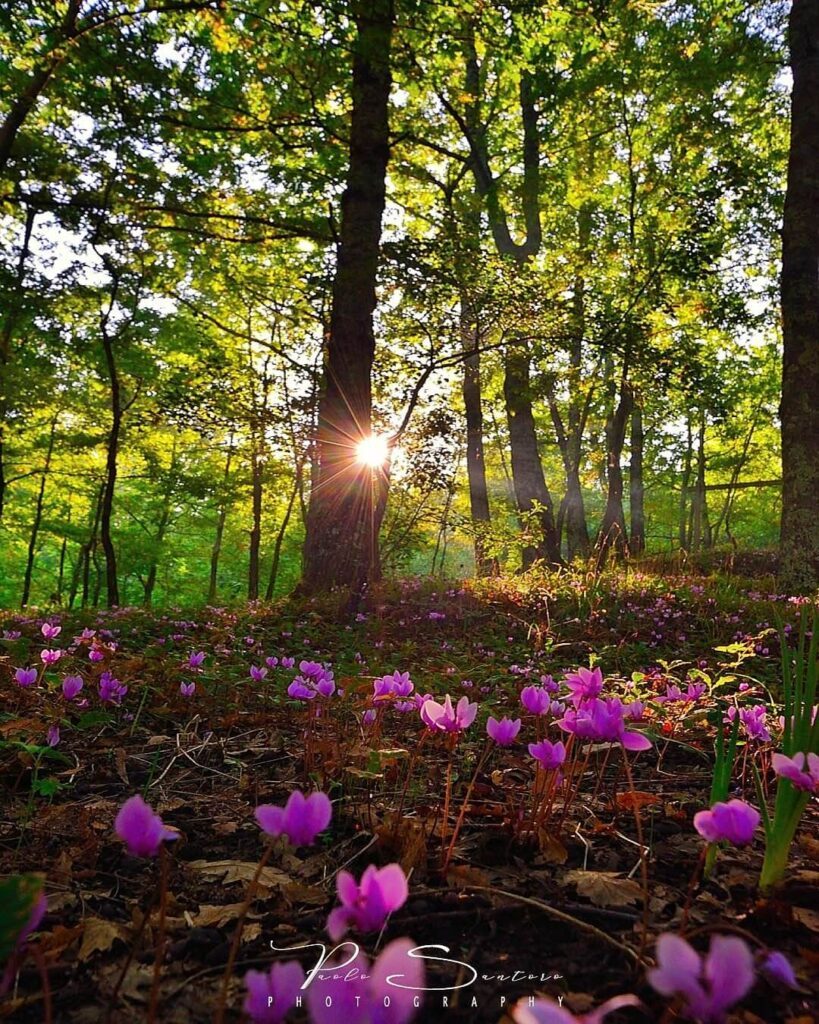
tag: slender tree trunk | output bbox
[461,309,494,574]
[143,442,177,607]
[679,417,693,550]
[690,412,708,552]
[265,469,300,600]
[301,0,394,596]
[248,440,263,601]
[629,401,645,554]
[504,343,561,568]
[596,370,632,564]
[21,413,57,607]
[208,438,234,604]
[0,207,35,519]
[779,0,819,592]
[100,315,121,608]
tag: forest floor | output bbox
[1,566,818,1023]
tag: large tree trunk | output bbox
[301,0,394,596]
[779,0,819,593]
[21,413,57,607]
[629,400,645,554]
[504,343,561,568]
[143,440,177,607]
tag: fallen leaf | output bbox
[281,883,327,906]
[446,864,491,889]
[191,904,254,928]
[564,871,643,908]
[187,860,292,893]
[615,790,661,811]
[537,829,568,864]
[793,906,819,933]
[79,917,130,960]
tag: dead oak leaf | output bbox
[79,917,130,960]
[187,859,292,893]
[564,870,643,908]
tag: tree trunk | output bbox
[779,0,819,593]
[0,207,35,519]
[100,313,121,608]
[596,372,632,564]
[690,411,710,552]
[679,417,693,550]
[629,401,645,554]
[504,343,561,568]
[301,0,394,596]
[265,469,300,600]
[0,1,80,175]
[21,413,57,607]
[461,308,494,574]
[143,442,177,607]
[248,440,263,601]
[208,438,234,604]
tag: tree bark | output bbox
[629,400,645,554]
[460,308,494,574]
[143,439,178,607]
[301,0,394,596]
[679,417,693,550]
[504,343,561,568]
[100,286,122,608]
[265,469,300,600]
[208,437,234,604]
[0,207,35,519]
[779,0,819,592]
[596,368,632,564]
[21,413,58,607]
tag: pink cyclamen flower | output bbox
[243,960,305,1023]
[40,649,62,666]
[760,950,798,990]
[420,694,477,733]
[255,790,332,846]
[772,751,819,793]
[374,670,414,699]
[521,685,551,715]
[99,673,127,704]
[528,739,567,771]
[693,799,760,846]
[14,667,38,688]
[265,656,279,669]
[89,647,105,662]
[559,698,652,751]
[281,657,295,669]
[648,933,755,1023]
[47,726,60,747]
[564,666,604,705]
[326,863,409,941]
[306,937,424,1024]
[250,665,268,682]
[41,622,62,639]
[513,994,641,1024]
[62,675,83,700]
[187,651,206,669]
[487,716,521,745]
[115,795,178,857]
[180,681,195,697]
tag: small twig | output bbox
[462,885,648,965]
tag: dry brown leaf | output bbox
[187,859,292,893]
[281,883,327,906]
[113,748,129,786]
[564,870,643,908]
[615,790,661,811]
[537,829,568,864]
[79,917,130,960]
[793,906,819,933]
[446,864,491,889]
[191,903,253,928]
